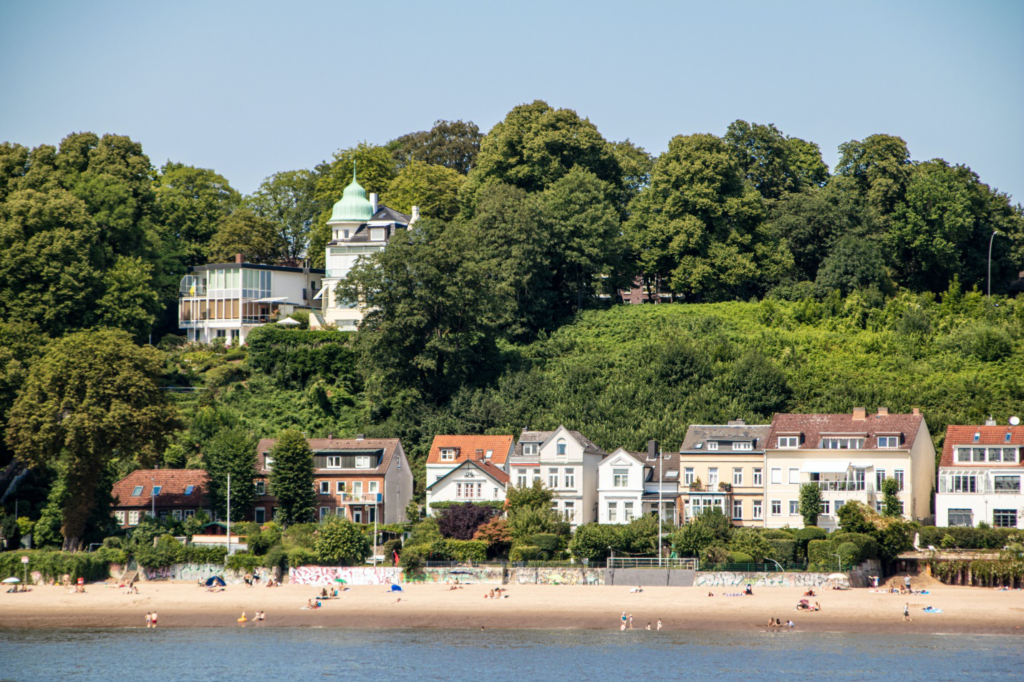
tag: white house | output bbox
[178,255,324,345]
[320,165,418,330]
[936,422,1024,529]
[507,426,606,527]
[597,441,680,524]
[763,408,936,530]
[423,435,515,514]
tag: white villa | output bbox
[935,422,1024,529]
[178,255,323,345]
[507,427,606,527]
[763,408,936,530]
[319,165,418,330]
[597,441,679,524]
[424,435,515,515]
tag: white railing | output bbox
[338,493,382,503]
[608,557,698,570]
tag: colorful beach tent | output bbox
[390,584,403,592]
[205,576,227,587]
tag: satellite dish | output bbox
[1011,416,1020,426]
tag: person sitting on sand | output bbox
[812,602,821,612]
[767,618,775,627]
[645,623,651,630]
[744,584,753,595]
[708,592,714,597]
[804,589,815,597]
[786,620,794,628]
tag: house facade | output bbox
[255,436,413,524]
[508,426,606,527]
[935,422,1024,529]
[320,166,418,330]
[111,469,210,528]
[178,255,324,345]
[424,435,515,514]
[596,441,680,524]
[677,421,772,527]
[763,408,936,530]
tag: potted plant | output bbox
[689,477,703,492]
[718,482,732,492]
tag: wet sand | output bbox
[1,582,1023,634]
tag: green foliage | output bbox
[799,483,823,527]
[528,533,562,557]
[699,545,730,568]
[792,527,828,560]
[133,534,227,569]
[728,551,754,564]
[830,532,879,561]
[383,160,464,222]
[836,501,876,535]
[508,545,542,562]
[155,161,241,266]
[567,523,622,561]
[226,552,263,573]
[918,526,1020,550]
[767,538,797,563]
[6,330,175,549]
[881,477,902,517]
[206,208,289,265]
[388,119,483,175]
[0,550,113,583]
[268,430,315,525]
[407,518,443,547]
[428,501,504,511]
[506,506,569,542]
[815,236,891,296]
[671,508,731,556]
[728,527,776,563]
[202,427,258,522]
[313,518,371,565]
[245,169,324,264]
[245,326,358,390]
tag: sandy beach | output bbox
[2,580,1023,635]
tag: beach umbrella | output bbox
[333,578,347,584]
[827,573,846,581]
[2,577,19,584]
[798,599,809,604]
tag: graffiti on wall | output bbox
[408,567,505,584]
[288,566,402,586]
[511,567,604,585]
[142,563,246,583]
[694,572,851,588]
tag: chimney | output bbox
[235,253,244,264]
[648,439,658,460]
[877,407,889,417]
[912,407,921,416]
[986,416,997,426]
[369,193,378,213]
[475,449,484,460]
[411,206,420,225]
[727,419,746,426]
[852,407,867,420]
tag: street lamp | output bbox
[988,231,999,299]
[833,553,842,572]
[151,477,156,519]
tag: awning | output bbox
[801,461,850,474]
[312,284,328,300]
[254,297,289,303]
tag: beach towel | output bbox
[922,607,943,613]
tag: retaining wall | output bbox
[693,571,851,589]
[509,566,604,585]
[408,566,505,584]
[606,568,695,587]
[141,563,248,583]
[288,566,402,586]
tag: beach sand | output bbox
[2,581,1023,634]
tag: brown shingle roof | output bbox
[514,428,606,456]
[112,469,209,508]
[256,437,401,475]
[680,423,772,453]
[767,412,923,450]
[940,425,1024,467]
[427,435,515,465]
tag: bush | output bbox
[767,539,797,563]
[806,539,832,571]
[699,545,730,568]
[917,526,1019,550]
[528,533,562,558]
[793,527,828,559]
[836,542,860,567]
[263,545,288,571]
[0,550,112,583]
[382,539,402,560]
[728,551,754,564]
[226,552,262,573]
[285,546,315,567]
[568,523,623,561]
[509,545,541,562]
[728,528,776,563]
[437,503,496,540]
[762,529,795,540]
[205,362,248,388]
[283,523,319,549]
[444,539,487,563]
[830,532,879,561]
[313,519,371,565]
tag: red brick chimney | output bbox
[852,407,867,420]
[235,253,244,264]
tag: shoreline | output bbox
[1,583,1022,636]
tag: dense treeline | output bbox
[3,101,1024,549]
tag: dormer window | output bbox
[440,449,456,462]
[132,486,144,496]
[973,432,980,442]
[326,456,342,468]
[557,439,567,455]
[265,457,274,471]
[734,442,753,451]
[1006,433,1013,443]
[707,441,719,451]
[523,443,537,456]
[877,436,899,448]
[370,228,386,241]
[355,456,371,469]
[778,436,799,449]
[822,437,864,450]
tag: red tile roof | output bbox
[112,469,209,508]
[940,425,1024,467]
[256,437,402,475]
[427,435,515,465]
[767,412,924,450]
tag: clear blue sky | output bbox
[2,0,1022,201]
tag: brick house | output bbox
[111,469,210,528]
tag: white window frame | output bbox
[336,481,346,494]
[564,468,575,489]
[788,468,800,484]
[556,439,567,456]
[319,481,329,495]
[608,502,618,522]
[877,436,899,448]
[115,510,126,525]
[734,442,753,451]
[770,468,782,485]
[523,443,537,456]
[753,468,763,486]
[733,468,743,486]
[752,500,763,520]
[613,468,629,488]
[440,449,455,462]
[326,456,342,469]
[894,469,905,491]
[548,468,559,488]
[355,456,371,469]
[708,468,718,486]
[128,510,140,526]
[732,500,743,520]
[789,500,799,516]
[707,441,719,451]
[684,468,694,485]
[624,501,635,521]
[771,500,781,516]
[821,500,831,516]
[778,436,799,449]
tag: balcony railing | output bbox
[684,484,729,493]
[814,481,873,493]
[337,493,382,504]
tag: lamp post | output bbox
[226,473,231,557]
[833,553,842,572]
[988,230,998,299]
[151,477,156,519]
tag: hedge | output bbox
[509,545,541,562]
[399,540,487,563]
[0,550,112,583]
[762,529,796,540]
[728,551,754,564]
[244,326,358,389]
[918,527,1023,550]
[226,552,263,573]
[134,536,228,569]
[830,532,879,561]
[428,501,504,511]
[767,538,796,563]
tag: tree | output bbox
[464,100,623,204]
[382,160,465,222]
[505,480,554,511]
[154,162,241,265]
[671,507,731,555]
[314,517,371,565]
[568,523,623,561]
[436,502,495,540]
[786,138,830,188]
[0,321,46,466]
[389,120,483,175]
[203,427,258,523]
[728,527,776,563]
[881,477,902,518]
[815,235,891,295]
[727,350,792,416]
[610,139,655,207]
[95,255,161,340]
[206,208,288,264]
[724,120,800,200]
[246,169,324,263]
[798,483,823,527]
[338,218,506,406]
[506,505,569,542]
[472,516,512,554]
[835,134,912,218]
[836,500,876,534]
[624,133,790,300]
[268,429,315,525]
[6,330,176,550]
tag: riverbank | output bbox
[1,582,1022,634]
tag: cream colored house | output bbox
[507,426,606,527]
[763,408,935,530]
[596,441,679,524]
[677,421,772,526]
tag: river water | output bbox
[0,628,1020,681]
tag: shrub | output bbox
[728,551,754,564]
[205,363,247,388]
[568,523,622,561]
[382,539,403,559]
[313,519,371,565]
[509,545,541,562]
[0,550,112,583]
[444,539,487,563]
[437,503,496,540]
[762,529,795,540]
[285,546,315,567]
[836,542,860,567]
[793,527,828,559]
[226,552,262,573]
[528,533,562,558]
[728,528,776,563]
[263,545,288,571]
[699,545,730,568]
[806,539,832,571]
[767,539,797,563]
[830,532,879,561]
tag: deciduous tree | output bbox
[268,429,315,525]
[389,120,483,175]
[203,427,258,523]
[246,169,324,263]
[206,208,289,264]
[383,160,465,222]
[798,483,823,527]
[314,517,371,565]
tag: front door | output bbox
[353,507,363,523]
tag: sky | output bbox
[1,0,1022,200]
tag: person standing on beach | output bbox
[621,612,627,628]
[628,614,634,629]
[151,611,158,628]
[656,619,663,631]
[145,612,151,628]
[904,574,912,592]
[903,603,911,622]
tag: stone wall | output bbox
[606,568,695,587]
[288,566,402,586]
[509,566,604,585]
[693,571,851,589]
[141,563,247,584]
[408,566,505,584]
